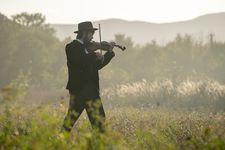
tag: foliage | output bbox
[0,70,31,104]
[102,79,225,111]
[105,33,225,85]
[12,12,46,27]
[0,101,224,150]
[0,12,66,88]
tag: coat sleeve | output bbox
[66,43,96,69]
[95,51,115,70]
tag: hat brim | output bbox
[74,28,98,33]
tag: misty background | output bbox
[52,12,225,45]
[0,12,225,111]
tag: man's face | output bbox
[84,30,94,43]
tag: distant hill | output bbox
[51,12,225,45]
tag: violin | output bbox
[86,41,126,52]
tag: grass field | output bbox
[0,79,225,150]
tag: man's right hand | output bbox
[95,52,104,63]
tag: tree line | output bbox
[0,12,225,89]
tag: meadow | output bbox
[0,79,224,150]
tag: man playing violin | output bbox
[61,21,115,133]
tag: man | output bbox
[62,21,115,133]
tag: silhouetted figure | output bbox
[61,21,115,133]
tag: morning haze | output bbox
[0,0,225,148]
[52,12,225,44]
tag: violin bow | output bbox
[98,24,102,55]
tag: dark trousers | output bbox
[62,93,106,132]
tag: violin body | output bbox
[86,41,126,52]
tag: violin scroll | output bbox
[114,44,126,51]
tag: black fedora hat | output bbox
[74,21,98,33]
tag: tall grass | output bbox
[0,79,225,149]
[102,79,225,111]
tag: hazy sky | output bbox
[1,0,225,24]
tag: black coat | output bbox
[65,40,115,100]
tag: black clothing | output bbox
[65,40,115,100]
[62,39,114,132]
